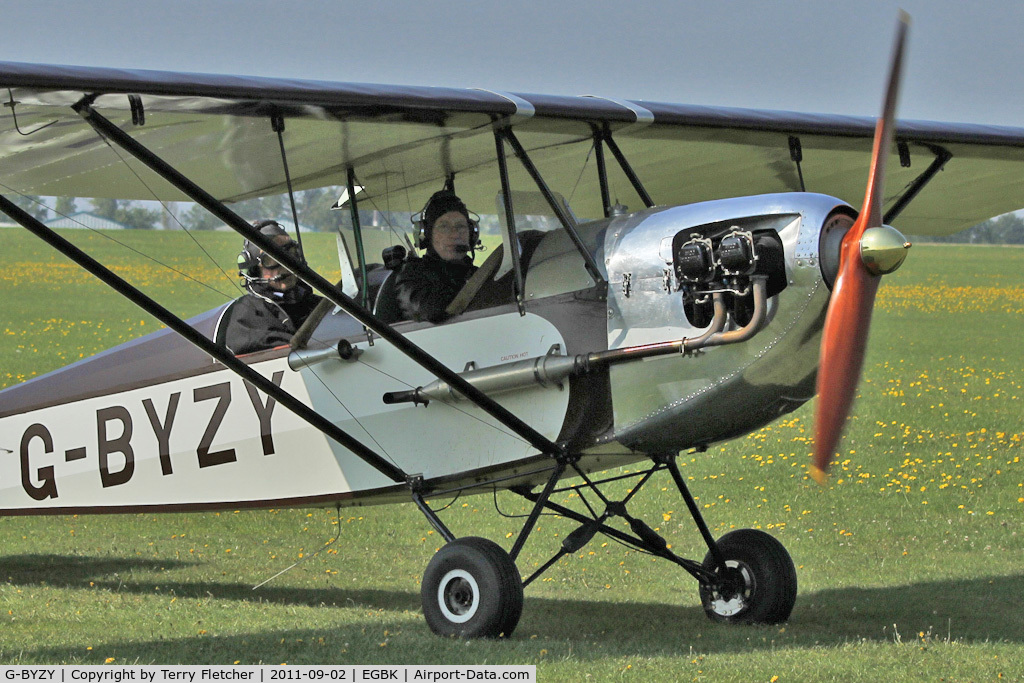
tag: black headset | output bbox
[237,220,292,281]
[412,191,481,251]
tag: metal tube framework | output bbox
[493,130,526,313]
[509,457,720,587]
[498,127,605,284]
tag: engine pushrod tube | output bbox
[72,101,563,459]
[0,194,407,484]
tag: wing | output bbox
[2,61,1023,235]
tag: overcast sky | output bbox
[2,0,1021,127]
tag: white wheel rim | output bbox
[437,569,480,623]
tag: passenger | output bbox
[217,220,321,355]
[387,190,479,323]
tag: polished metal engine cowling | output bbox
[602,193,852,453]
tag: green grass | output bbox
[2,231,1023,680]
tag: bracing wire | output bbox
[95,117,523,457]
[252,503,344,590]
[86,133,245,298]
[60,109,547,464]
[567,141,596,206]
[0,183,239,301]
[287,353,398,468]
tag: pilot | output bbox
[382,190,479,324]
[217,220,321,355]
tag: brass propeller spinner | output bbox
[859,225,911,276]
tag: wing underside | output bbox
[2,61,1024,235]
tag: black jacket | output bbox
[217,284,320,355]
[389,252,477,324]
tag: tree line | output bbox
[4,188,398,233]
[6,191,1024,244]
[909,211,1024,245]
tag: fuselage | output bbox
[0,192,851,515]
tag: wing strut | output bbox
[71,99,564,460]
[0,193,407,485]
[599,125,655,209]
[591,127,613,218]
[498,127,606,284]
[346,167,371,311]
[882,143,953,224]
[271,112,305,258]
[493,129,527,314]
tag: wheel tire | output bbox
[421,536,523,638]
[698,528,797,625]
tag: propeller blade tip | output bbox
[809,465,829,486]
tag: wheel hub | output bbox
[446,578,474,614]
[706,560,755,617]
[437,569,480,623]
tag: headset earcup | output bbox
[237,240,262,277]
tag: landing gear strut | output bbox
[415,453,797,637]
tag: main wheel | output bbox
[421,536,523,638]
[698,528,797,624]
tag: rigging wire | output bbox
[83,130,245,298]
[61,108,543,464]
[89,112,519,458]
[66,118,400,459]
[346,168,416,248]
[287,353,398,467]
[567,140,596,207]
[74,117,403,459]
[0,182,239,301]
[252,503,344,591]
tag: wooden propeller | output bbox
[811,13,912,483]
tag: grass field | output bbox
[2,229,1022,681]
